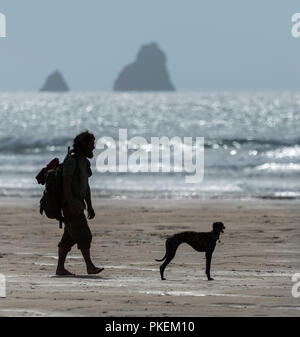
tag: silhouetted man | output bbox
[56,131,103,276]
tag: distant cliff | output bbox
[40,71,69,92]
[113,42,175,91]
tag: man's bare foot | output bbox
[56,268,75,276]
[87,266,104,275]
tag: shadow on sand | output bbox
[50,275,104,280]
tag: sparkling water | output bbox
[0,91,299,199]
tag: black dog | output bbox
[155,222,225,281]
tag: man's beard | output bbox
[85,149,94,159]
[81,148,94,158]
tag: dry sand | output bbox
[0,197,300,317]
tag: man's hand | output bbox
[87,206,95,220]
[85,184,95,219]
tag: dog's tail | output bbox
[155,253,166,262]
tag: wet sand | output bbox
[0,198,300,316]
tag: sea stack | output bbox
[113,42,175,91]
[40,71,70,92]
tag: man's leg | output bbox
[80,248,104,274]
[56,247,74,275]
[74,212,104,274]
[56,225,75,276]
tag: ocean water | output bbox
[0,91,299,199]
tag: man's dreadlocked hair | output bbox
[72,130,95,154]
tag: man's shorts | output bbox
[58,207,92,251]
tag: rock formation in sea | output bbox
[40,71,70,92]
[113,42,175,91]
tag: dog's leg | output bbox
[159,249,177,280]
[159,262,167,280]
[205,251,214,281]
[160,257,172,280]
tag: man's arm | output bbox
[85,183,92,209]
[85,183,95,219]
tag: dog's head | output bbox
[212,222,225,233]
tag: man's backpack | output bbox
[36,147,74,228]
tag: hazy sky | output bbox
[1,0,300,91]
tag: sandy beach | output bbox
[0,197,299,317]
